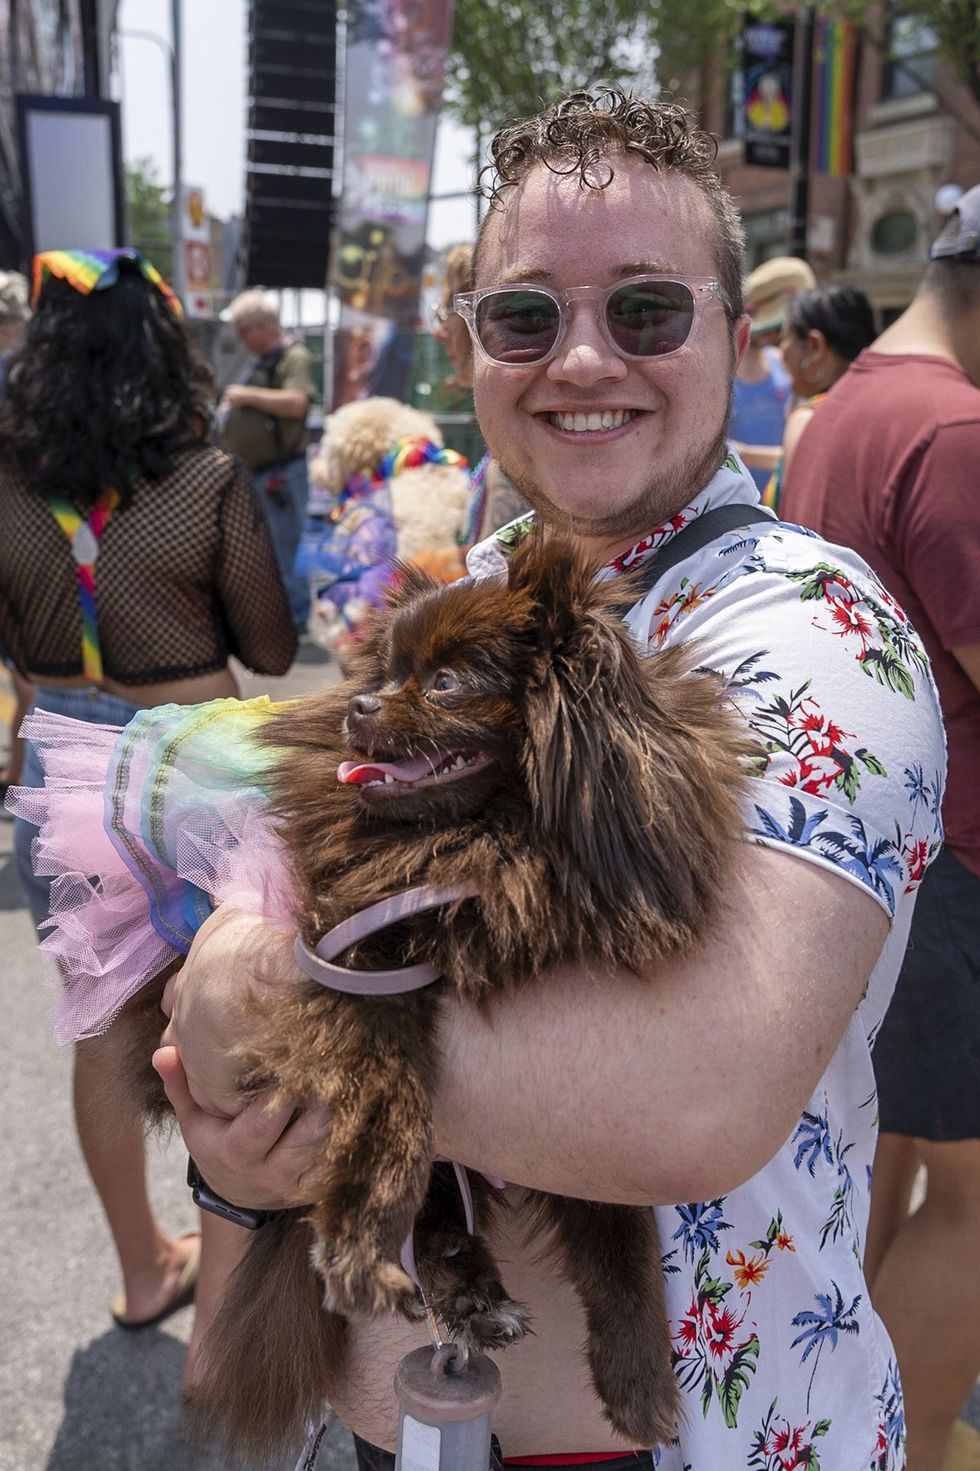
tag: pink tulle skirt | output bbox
[8,697,297,1044]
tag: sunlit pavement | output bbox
[0,647,355,1471]
[0,655,977,1469]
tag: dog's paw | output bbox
[440,1288,532,1351]
[314,1242,417,1319]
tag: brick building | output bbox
[678,12,980,323]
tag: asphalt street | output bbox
[0,644,357,1471]
[1,645,978,1471]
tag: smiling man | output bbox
[156,92,944,1471]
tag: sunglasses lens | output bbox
[606,280,696,357]
[475,289,561,364]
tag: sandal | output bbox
[111,1231,201,1329]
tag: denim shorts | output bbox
[351,1434,654,1470]
[12,684,144,929]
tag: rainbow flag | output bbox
[811,19,858,176]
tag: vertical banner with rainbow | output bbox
[329,0,455,409]
[811,18,859,176]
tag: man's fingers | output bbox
[152,1044,198,1122]
[153,1046,329,1208]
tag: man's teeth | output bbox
[550,409,637,433]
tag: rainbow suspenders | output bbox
[47,487,120,684]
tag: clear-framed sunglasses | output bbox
[454,275,729,367]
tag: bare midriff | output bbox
[26,666,241,708]
[327,1190,632,1459]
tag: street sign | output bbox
[181,183,211,318]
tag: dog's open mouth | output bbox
[337,749,493,791]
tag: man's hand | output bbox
[219,383,254,411]
[153,1046,328,1209]
[158,907,292,1118]
[153,907,330,1205]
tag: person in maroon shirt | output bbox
[782,187,980,1471]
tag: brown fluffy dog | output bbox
[124,532,750,1462]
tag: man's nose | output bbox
[348,693,381,721]
[547,303,628,386]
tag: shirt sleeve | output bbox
[216,459,298,674]
[890,422,980,651]
[277,344,316,402]
[658,529,947,920]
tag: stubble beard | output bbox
[494,374,736,550]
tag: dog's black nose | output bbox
[348,693,381,720]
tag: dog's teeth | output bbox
[384,774,394,784]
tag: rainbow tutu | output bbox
[8,697,297,1043]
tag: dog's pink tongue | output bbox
[337,751,449,785]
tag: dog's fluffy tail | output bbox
[189,1212,345,1465]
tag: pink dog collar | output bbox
[292,883,478,996]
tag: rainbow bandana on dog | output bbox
[31,248,182,316]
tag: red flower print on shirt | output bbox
[751,682,887,805]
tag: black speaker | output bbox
[243,0,339,289]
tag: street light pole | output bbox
[789,6,815,260]
[118,21,182,296]
[170,0,184,304]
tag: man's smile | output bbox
[545,408,642,433]
[535,407,648,441]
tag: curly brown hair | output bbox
[475,87,746,322]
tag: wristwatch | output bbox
[186,1156,287,1230]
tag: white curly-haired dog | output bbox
[310,396,471,563]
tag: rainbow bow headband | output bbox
[340,436,469,504]
[31,248,182,316]
[377,436,467,481]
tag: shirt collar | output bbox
[465,447,762,582]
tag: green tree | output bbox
[443,0,658,135]
[124,156,174,281]
[652,1,980,116]
[443,1,980,137]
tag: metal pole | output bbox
[788,6,814,260]
[170,0,184,302]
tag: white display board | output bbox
[17,95,122,257]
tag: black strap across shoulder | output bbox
[631,502,775,598]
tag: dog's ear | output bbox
[383,559,442,609]
[516,534,740,947]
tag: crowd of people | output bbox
[0,85,977,1471]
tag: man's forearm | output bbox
[161,849,887,1214]
[432,846,888,1206]
[237,385,309,418]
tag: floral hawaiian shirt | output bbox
[467,450,946,1471]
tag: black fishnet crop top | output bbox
[0,447,297,684]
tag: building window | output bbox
[881,11,938,99]
[871,209,919,255]
[742,208,792,269]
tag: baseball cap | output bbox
[928,183,980,261]
[744,256,817,335]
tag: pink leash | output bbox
[292,882,496,1288]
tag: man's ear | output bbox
[732,313,752,369]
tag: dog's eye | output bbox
[429,669,460,693]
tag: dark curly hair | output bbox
[786,285,876,363]
[475,87,746,321]
[0,262,213,509]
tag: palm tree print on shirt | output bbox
[790,1283,861,1413]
